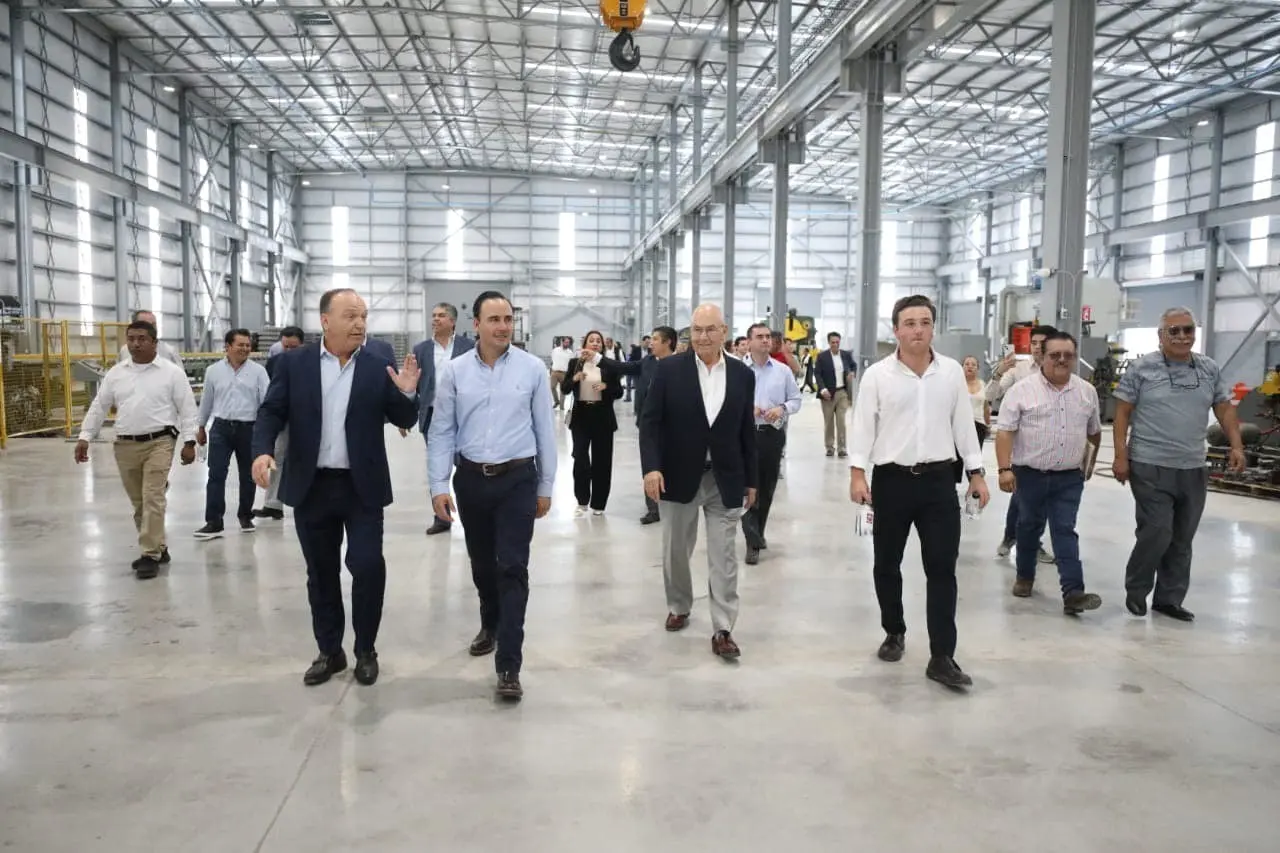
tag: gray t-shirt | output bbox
[1113,351,1229,469]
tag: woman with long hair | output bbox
[561,330,623,516]
[963,355,992,444]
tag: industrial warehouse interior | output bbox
[2,0,1280,850]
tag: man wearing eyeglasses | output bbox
[995,332,1103,616]
[1113,307,1245,622]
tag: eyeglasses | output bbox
[1164,324,1196,338]
[1162,354,1201,391]
[690,325,722,338]
[1045,352,1076,363]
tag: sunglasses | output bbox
[1164,324,1196,337]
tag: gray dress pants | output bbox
[263,429,289,510]
[662,470,743,633]
[1123,461,1208,607]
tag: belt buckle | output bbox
[909,463,923,476]
[481,462,498,477]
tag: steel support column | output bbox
[981,195,994,351]
[723,180,737,332]
[10,4,35,318]
[267,151,278,325]
[1039,0,1097,342]
[691,216,702,311]
[179,89,196,349]
[777,0,792,86]
[650,246,661,327]
[666,233,678,326]
[725,1,739,140]
[854,53,893,370]
[693,64,704,179]
[668,103,678,209]
[1110,145,1125,281]
[650,138,660,226]
[1202,110,1225,356]
[770,138,790,330]
[109,39,130,320]
[228,124,243,328]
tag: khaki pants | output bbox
[821,389,851,453]
[550,370,566,408]
[112,436,175,558]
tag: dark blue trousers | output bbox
[292,470,386,656]
[1012,466,1086,595]
[454,461,538,675]
[205,419,256,526]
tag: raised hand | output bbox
[388,354,421,394]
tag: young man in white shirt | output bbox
[995,331,1103,615]
[76,320,199,579]
[194,328,270,539]
[849,295,990,689]
[549,337,574,410]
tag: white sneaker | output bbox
[996,539,1013,558]
[574,506,587,518]
[592,509,604,516]
[1038,548,1056,564]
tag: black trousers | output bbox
[292,470,386,656]
[570,402,615,511]
[455,461,538,675]
[871,464,962,657]
[741,425,785,549]
[205,418,255,525]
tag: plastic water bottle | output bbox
[855,505,874,536]
[964,492,982,519]
[197,443,208,463]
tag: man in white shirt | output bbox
[193,328,270,540]
[995,331,1103,615]
[849,295,990,689]
[988,325,1058,563]
[76,319,199,579]
[549,337,574,410]
[117,309,184,370]
[741,322,802,565]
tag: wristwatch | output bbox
[966,467,986,478]
[997,467,1013,474]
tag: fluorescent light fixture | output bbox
[529,102,664,122]
[1197,119,1209,126]
[248,142,259,149]
[581,211,590,217]
[389,92,400,100]
[589,188,597,194]
[219,53,306,64]
[301,179,311,186]
[442,183,450,190]
[1173,30,1191,38]
[163,85,176,93]
[522,62,686,86]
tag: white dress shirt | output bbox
[317,342,359,469]
[550,346,573,372]
[694,352,727,426]
[432,335,454,378]
[79,358,199,442]
[198,358,269,425]
[848,350,983,472]
[997,371,1101,471]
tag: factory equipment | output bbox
[1206,365,1280,499]
[600,0,645,72]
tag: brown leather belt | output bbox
[457,455,535,477]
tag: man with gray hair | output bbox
[1113,306,1245,622]
[412,302,474,535]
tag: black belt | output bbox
[879,460,955,476]
[574,400,604,406]
[116,427,177,442]
[457,455,535,477]
[755,424,784,433]
[1013,464,1081,476]
[315,468,351,478]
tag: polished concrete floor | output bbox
[1,402,1278,851]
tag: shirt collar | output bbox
[695,352,726,374]
[434,335,454,350]
[748,354,775,369]
[320,340,360,362]
[892,348,939,375]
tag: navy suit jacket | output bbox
[816,348,856,393]
[639,351,758,508]
[411,334,475,431]
[252,341,418,509]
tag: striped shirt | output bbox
[997,371,1101,471]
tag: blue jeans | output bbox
[1012,466,1085,595]
[206,419,256,526]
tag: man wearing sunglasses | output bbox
[1113,307,1245,622]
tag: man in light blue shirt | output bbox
[429,290,556,701]
[741,322,802,564]
[194,328,270,539]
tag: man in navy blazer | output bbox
[815,331,857,457]
[411,302,475,535]
[252,288,420,688]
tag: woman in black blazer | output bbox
[561,330,624,516]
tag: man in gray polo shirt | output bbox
[1112,307,1245,622]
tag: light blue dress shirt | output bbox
[198,358,270,425]
[317,342,359,469]
[747,355,803,429]
[428,345,558,498]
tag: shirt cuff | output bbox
[77,431,93,442]
[1112,389,1135,404]
[848,454,870,471]
[401,389,416,399]
[429,480,450,498]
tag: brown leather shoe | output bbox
[469,628,495,656]
[664,612,689,632]
[1012,577,1034,597]
[711,630,741,659]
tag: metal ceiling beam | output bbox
[623,0,930,269]
[0,127,307,264]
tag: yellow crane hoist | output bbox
[600,0,646,72]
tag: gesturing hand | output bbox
[388,354,421,394]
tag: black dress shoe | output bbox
[1126,595,1147,616]
[132,556,160,580]
[639,512,660,525]
[926,656,973,688]
[1152,603,1195,622]
[878,633,905,662]
[252,507,284,520]
[303,650,348,686]
[496,671,523,700]
[469,628,496,656]
[745,547,760,565]
[1063,591,1102,615]
[758,537,768,550]
[426,519,452,536]
[158,548,171,565]
[353,652,379,685]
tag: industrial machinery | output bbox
[600,0,645,72]
[1088,343,1128,423]
[1206,365,1280,499]
[782,308,816,347]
